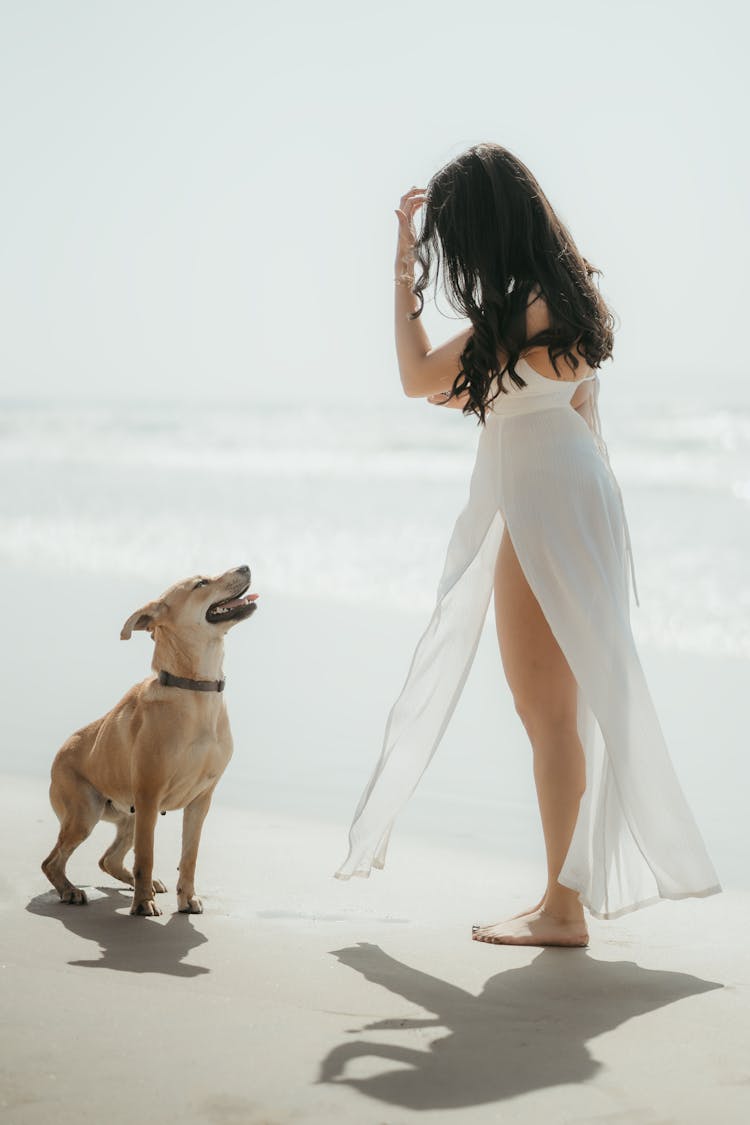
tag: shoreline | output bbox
[2,564,745,892]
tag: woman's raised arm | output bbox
[393,187,473,399]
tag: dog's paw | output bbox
[152,878,168,894]
[130,898,162,917]
[177,894,203,914]
[61,887,88,906]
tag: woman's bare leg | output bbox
[473,524,589,947]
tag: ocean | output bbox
[1,393,748,659]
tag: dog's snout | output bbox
[237,565,251,577]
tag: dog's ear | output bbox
[120,600,168,640]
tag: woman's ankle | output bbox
[541,888,585,923]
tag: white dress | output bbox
[335,359,722,920]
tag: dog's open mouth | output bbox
[206,584,260,624]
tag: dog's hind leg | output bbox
[98,810,135,888]
[42,769,105,905]
[98,809,168,895]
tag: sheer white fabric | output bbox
[335,360,722,920]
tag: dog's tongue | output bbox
[222,593,260,610]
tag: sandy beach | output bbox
[2,569,749,1124]
[3,774,750,1125]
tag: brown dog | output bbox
[41,565,258,916]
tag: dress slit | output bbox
[497,406,721,918]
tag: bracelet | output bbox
[394,273,415,287]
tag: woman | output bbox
[335,143,721,947]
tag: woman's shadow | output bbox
[318,942,722,1111]
[26,888,210,977]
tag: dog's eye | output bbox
[193,578,209,590]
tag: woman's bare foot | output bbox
[471,893,546,934]
[472,906,589,947]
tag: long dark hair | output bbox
[411,143,617,424]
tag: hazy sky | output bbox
[1,0,748,406]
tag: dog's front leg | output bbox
[131,796,162,917]
[177,785,216,914]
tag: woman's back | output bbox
[520,284,595,383]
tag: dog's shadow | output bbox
[27,887,210,977]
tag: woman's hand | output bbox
[394,187,426,276]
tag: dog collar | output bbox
[158,670,225,693]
